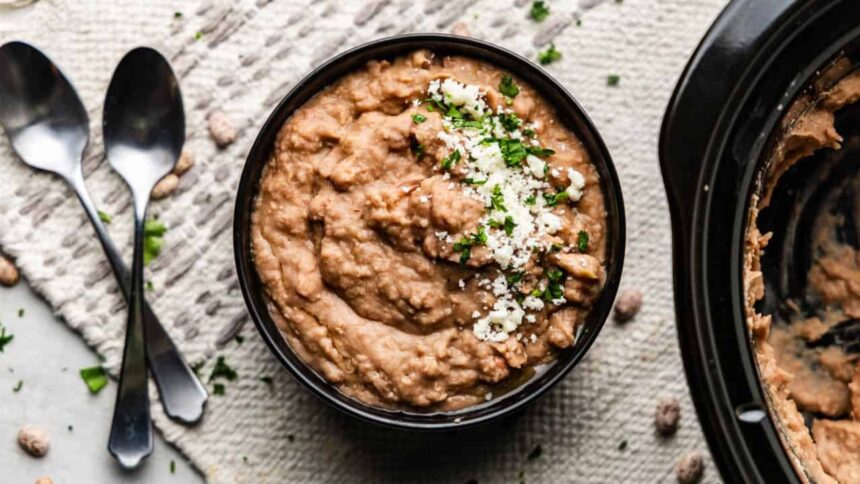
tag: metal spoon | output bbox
[0,42,207,426]
[102,47,187,469]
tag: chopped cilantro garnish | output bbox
[421,97,446,112]
[503,215,516,236]
[145,280,154,292]
[488,217,517,237]
[490,185,507,211]
[170,460,176,474]
[194,31,203,41]
[538,44,562,65]
[12,380,22,392]
[452,227,487,265]
[530,1,550,21]
[98,210,112,224]
[17,308,24,318]
[577,230,589,252]
[0,324,13,352]
[79,366,108,394]
[523,127,536,137]
[411,139,424,158]
[446,104,463,119]
[235,335,245,345]
[499,75,520,98]
[464,178,488,185]
[525,194,536,206]
[498,139,528,167]
[213,383,225,396]
[441,149,461,170]
[412,113,427,124]
[545,269,566,300]
[143,219,167,266]
[527,145,555,158]
[543,191,569,207]
[174,11,183,18]
[498,112,522,131]
[208,356,237,383]
[506,272,524,285]
[607,75,620,86]
[260,376,274,385]
[451,118,484,129]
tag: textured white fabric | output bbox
[0,0,729,482]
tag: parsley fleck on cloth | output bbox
[0,0,728,482]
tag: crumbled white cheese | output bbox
[419,195,429,204]
[567,168,586,202]
[416,78,576,343]
[522,296,545,311]
[529,334,537,343]
[429,78,487,118]
[525,155,546,179]
[435,231,448,240]
[472,296,526,342]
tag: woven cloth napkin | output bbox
[0,0,729,482]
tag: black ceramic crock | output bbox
[660,0,860,482]
[234,34,625,430]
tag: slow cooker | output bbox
[660,0,860,482]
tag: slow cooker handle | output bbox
[659,0,801,231]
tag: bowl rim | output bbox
[233,33,625,431]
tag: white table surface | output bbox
[0,282,203,484]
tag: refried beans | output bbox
[251,50,607,411]
[746,64,860,483]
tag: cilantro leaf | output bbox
[498,139,528,167]
[499,75,520,98]
[143,219,167,266]
[79,366,108,394]
[503,215,516,236]
[607,75,620,86]
[490,185,507,211]
[577,230,589,252]
[213,383,225,396]
[452,227,488,265]
[0,324,13,352]
[441,149,461,170]
[98,210,112,224]
[208,356,237,383]
[538,44,562,65]
[530,1,550,22]
[543,191,569,207]
[464,178,488,186]
[527,145,555,158]
[498,112,522,131]
[411,138,424,158]
[506,272,524,285]
[412,113,427,124]
[12,380,22,392]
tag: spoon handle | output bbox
[69,169,207,424]
[107,207,152,469]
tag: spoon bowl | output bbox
[0,41,88,177]
[104,47,184,192]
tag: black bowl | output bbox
[234,33,625,430]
